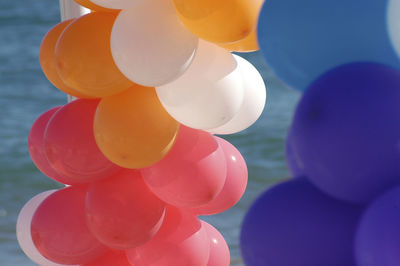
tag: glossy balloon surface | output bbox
[290,63,400,203]
[94,86,179,169]
[142,126,226,208]
[82,250,131,266]
[202,221,230,266]
[86,170,166,249]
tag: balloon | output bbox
[82,250,131,266]
[355,186,400,266]
[31,186,106,265]
[40,20,92,98]
[90,0,141,10]
[290,63,400,203]
[173,0,263,44]
[201,221,230,266]
[285,129,305,178]
[55,12,133,97]
[257,0,400,91]
[218,31,259,53]
[240,177,363,266]
[28,107,68,184]
[388,0,400,58]
[16,190,68,266]
[156,40,244,130]
[73,0,118,12]
[85,170,166,249]
[191,137,247,215]
[142,126,226,208]
[94,86,179,169]
[110,0,198,87]
[208,55,266,134]
[126,206,210,266]
[44,99,121,184]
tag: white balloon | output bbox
[156,40,245,130]
[208,55,266,134]
[111,0,198,87]
[16,190,73,266]
[387,0,400,58]
[90,0,142,9]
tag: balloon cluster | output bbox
[241,1,400,266]
[17,0,266,265]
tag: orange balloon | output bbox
[94,86,179,169]
[40,20,93,98]
[74,0,118,12]
[173,0,263,44]
[55,12,133,98]
[218,30,259,52]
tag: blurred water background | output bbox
[0,1,300,265]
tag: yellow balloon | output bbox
[173,0,263,44]
[218,30,259,52]
[94,86,179,169]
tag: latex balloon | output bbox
[16,190,67,266]
[290,63,400,203]
[94,86,179,169]
[74,0,118,12]
[111,0,198,87]
[40,20,93,98]
[258,0,400,91]
[241,177,363,266]
[218,30,259,52]
[55,12,133,97]
[388,0,400,58]
[201,221,230,266]
[142,126,226,208]
[90,0,142,9]
[44,99,121,184]
[156,40,244,130]
[191,137,247,215]
[285,129,305,178]
[208,55,266,134]
[31,186,107,265]
[28,107,69,184]
[173,0,263,44]
[355,186,400,266]
[126,206,210,266]
[86,170,166,249]
[82,250,131,266]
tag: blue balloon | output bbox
[285,129,305,177]
[290,62,400,203]
[257,0,400,91]
[240,177,363,266]
[355,186,400,266]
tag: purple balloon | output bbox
[240,177,363,266]
[290,63,400,203]
[285,129,305,177]
[355,186,400,266]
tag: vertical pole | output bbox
[59,0,90,102]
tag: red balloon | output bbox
[31,186,106,265]
[82,249,131,266]
[44,99,121,184]
[28,107,68,183]
[126,206,210,266]
[191,137,248,215]
[141,126,226,208]
[85,170,166,249]
[201,221,230,266]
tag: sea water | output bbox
[0,1,300,265]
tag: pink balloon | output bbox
[190,137,248,215]
[85,170,166,249]
[16,190,70,266]
[28,107,69,184]
[201,221,230,266]
[141,125,226,208]
[31,186,107,265]
[44,99,121,184]
[126,206,210,266]
[82,249,131,266]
